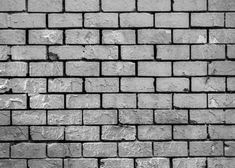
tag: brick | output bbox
[11,143,46,158]
[209,0,235,11]
[174,29,207,43]
[12,110,46,125]
[190,110,225,124]
[0,94,27,109]
[191,13,224,27]
[49,14,82,28]
[66,126,99,141]
[0,111,10,125]
[9,13,46,28]
[0,62,27,76]
[48,143,81,157]
[154,141,188,157]
[48,78,83,92]
[66,61,99,76]
[138,29,171,44]
[0,159,27,168]
[66,94,100,108]
[0,0,25,11]
[209,29,235,43]
[28,0,62,12]
[0,143,9,158]
[30,126,64,140]
[225,141,235,156]
[138,62,171,76]
[174,125,207,139]
[102,126,136,140]
[83,143,117,157]
[138,125,171,140]
[102,0,135,11]
[103,94,136,108]
[121,45,154,60]
[85,78,119,92]
[208,94,235,108]
[64,159,98,168]
[209,61,235,75]
[0,126,28,141]
[83,110,117,125]
[155,13,189,28]
[65,0,99,11]
[190,141,223,156]
[0,14,8,28]
[101,158,134,168]
[136,158,170,168]
[174,61,207,76]
[174,94,207,108]
[208,158,235,168]
[66,29,99,44]
[102,30,136,44]
[209,125,235,139]
[191,44,225,59]
[226,13,235,27]
[0,30,25,44]
[138,94,172,108]
[102,61,135,76]
[157,45,190,60]
[155,110,188,124]
[48,110,82,125]
[156,78,189,92]
[121,78,154,92]
[28,159,62,168]
[0,46,10,60]
[85,13,118,28]
[29,30,62,44]
[192,77,225,92]
[174,0,207,11]
[119,109,153,124]
[173,158,206,168]
[138,0,171,11]
[119,142,152,157]
[228,78,235,91]
[11,46,47,60]
[30,94,64,109]
[226,110,235,123]
[120,13,153,27]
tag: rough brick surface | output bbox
[0,0,234,166]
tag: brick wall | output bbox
[0,0,235,167]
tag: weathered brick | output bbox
[102,126,136,140]
[174,29,207,43]
[48,78,83,92]
[29,30,63,44]
[0,126,28,141]
[174,94,207,108]
[156,78,189,92]
[64,159,98,168]
[0,46,10,60]
[12,110,46,125]
[0,30,25,44]
[155,13,189,28]
[85,13,118,28]
[191,13,224,27]
[66,126,100,141]
[209,0,235,11]
[119,142,152,157]
[228,78,235,91]
[28,0,62,12]
[83,143,117,157]
[102,30,136,44]
[228,45,235,59]
[119,109,153,124]
[174,125,207,139]
[48,143,81,157]
[192,77,225,92]
[138,62,171,76]
[121,45,154,60]
[102,62,135,76]
[0,62,27,76]
[121,78,154,92]
[66,94,100,108]
[103,94,136,108]
[174,61,207,76]
[28,159,62,168]
[157,45,190,60]
[85,78,119,92]
[174,0,207,11]
[65,0,99,11]
[0,0,25,11]
[155,110,188,124]
[11,46,47,60]
[225,141,235,156]
[102,0,135,11]
[138,94,172,108]
[208,158,235,168]
[30,126,64,140]
[101,158,134,168]
[226,13,235,27]
[209,125,235,139]
[48,110,82,125]
[0,111,10,125]
[226,109,235,123]
[138,125,171,140]
[66,61,99,76]
[120,13,153,27]
[0,94,27,109]
[66,29,99,44]
[0,14,8,28]
[0,143,9,158]
[0,159,27,168]
[136,158,170,168]
[209,29,235,43]
[190,110,225,124]
[209,61,235,75]
[190,141,223,156]
[208,94,235,108]
[173,158,206,168]
[11,143,46,158]
[138,0,171,11]
[138,29,171,44]
[84,110,117,125]
[49,14,82,28]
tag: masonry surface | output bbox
[0,0,235,167]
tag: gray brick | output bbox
[102,0,135,11]
[66,0,99,11]
[30,126,64,140]
[228,78,235,91]
[0,62,27,76]
[119,142,152,157]
[209,125,235,139]
[191,13,224,27]
[49,14,82,28]
[0,159,27,168]
[226,13,235,27]
[208,158,235,168]
[66,94,100,108]
[11,46,47,60]
[174,29,207,43]
[66,29,99,44]
[0,94,27,109]
[29,30,63,44]
[121,45,154,60]
[138,0,171,11]
[0,46,10,60]
[64,159,98,168]
[120,13,153,27]
[190,141,223,156]
[173,158,206,168]
[209,29,235,43]
[174,94,207,108]
[136,158,170,168]
[0,126,28,141]
[174,61,207,76]
[226,109,235,123]
[66,61,99,76]
[101,158,134,168]
[138,29,171,44]
[228,45,235,58]
[48,78,83,92]
[174,125,207,139]
[155,110,188,124]
[174,0,207,11]
[209,0,235,11]
[208,94,235,108]
[85,13,118,28]
[225,141,235,156]
[28,159,62,168]
[103,94,136,108]
[209,61,235,75]
[190,110,225,124]
[0,30,25,44]
[28,0,62,12]
[0,143,9,158]
[83,143,117,157]
[156,78,189,92]
[103,30,136,44]
[121,78,154,92]
[0,111,10,125]
[0,0,25,11]
[157,45,190,60]
[138,94,172,108]
[85,78,119,92]
[48,143,81,157]
[138,62,171,76]
[102,61,135,76]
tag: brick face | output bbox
[0,0,234,166]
